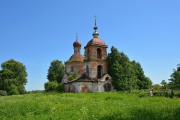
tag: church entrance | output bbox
[104,83,111,92]
[97,65,102,79]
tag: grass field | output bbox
[0,92,180,120]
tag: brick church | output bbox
[61,19,113,92]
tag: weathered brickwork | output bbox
[61,22,113,92]
[66,62,84,75]
[84,61,108,79]
[84,46,107,60]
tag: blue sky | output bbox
[0,0,180,91]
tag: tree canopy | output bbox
[107,46,152,91]
[131,60,152,89]
[169,65,180,89]
[0,59,27,95]
[47,60,65,83]
[161,80,168,90]
[45,60,65,92]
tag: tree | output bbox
[169,65,180,89]
[0,59,27,95]
[45,60,65,92]
[107,46,152,91]
[131,61,152,89]
[107,46,138,91]
[152,84,161,91]
[47,60,65,83]
[161,80,168,90]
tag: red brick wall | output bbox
[66,62,84,75]
[84,46,107,60]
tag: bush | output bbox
[57,84,64,93]
[0,90,7,96]
[44,82,64,92]
[138,90,149,98]
[68,71,78,80]
[44,82,58,92]
[8,84,19,95]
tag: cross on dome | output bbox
[93,15,99,38]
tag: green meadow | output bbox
[0,92,180,120]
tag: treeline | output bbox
[0,46,180,95]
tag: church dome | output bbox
[69,52,84,62]
[73,40,81,47]
[85,17,107,48]
[85,38,107,48]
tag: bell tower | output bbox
[84,17,108,79]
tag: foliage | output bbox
[0,59,27,95]
[161,80,168,90]
[0,92,180,120]
[56,84,64,92]
[0,90,7,96]
[169,65,180,89]
[47,60,65,83]
[44,81,63,92]
[107,47,137,91]
[68,71,78,80]
[8,84,20,95]
[107,46,152,91]
[25,90,45,94]
[152,84,161,91]
[131,61,152,89]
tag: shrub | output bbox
[8,84,19,95]
[44,82,64,92]
[0,90,7,96]
[44,82,58,92]
[57,84,64,93]
[68,71,78,80]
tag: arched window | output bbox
[86,65,89,77]
[105,77,109,81]
[86,48,90,59]
[97,65,103,79]
[71,66,74,72]
[97,48,102,59]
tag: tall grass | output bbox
[0,92,180,120]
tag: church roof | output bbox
[69,52,84,62]
[85,38,107,48]
[73,40,81,47]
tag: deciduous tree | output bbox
[131,61,152,89]
[169,65,180,89]
[107,46,152,91]
[0,59,27,95]
[45,60,65,92]
[47,60,65,83]
[107,47,138,91]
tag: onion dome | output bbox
[69,52,84,62]
[73,40,81,47]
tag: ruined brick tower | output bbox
[84,18,108,79]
